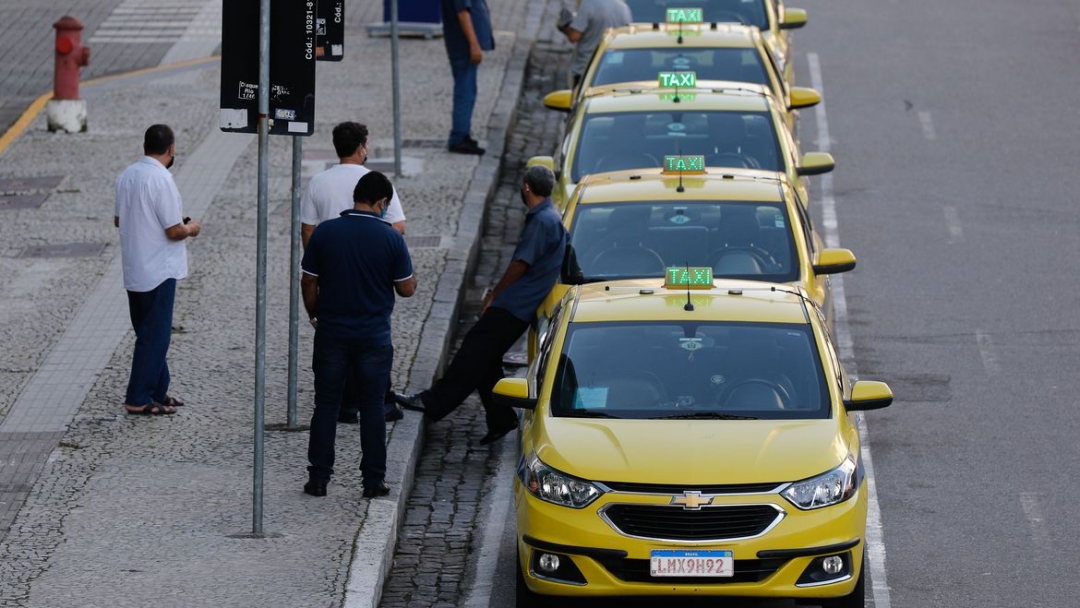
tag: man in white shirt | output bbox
[301,122,407,423]
[557,0,632,87]
[114,124,200,415]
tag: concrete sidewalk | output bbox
[0,0,549,605]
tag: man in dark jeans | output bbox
[440,0,495,155]
[395,166,565,444]
[301,171,417,498]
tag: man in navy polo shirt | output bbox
[395,166,565,444]
[300,171,417,498]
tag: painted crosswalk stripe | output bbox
[89,0,220,45]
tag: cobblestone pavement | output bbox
[378,12,573,608]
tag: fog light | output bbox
[822,555,844,575]
[538,553,561,573]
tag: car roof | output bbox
[601,23,762,50]
[573,169,791,204]
[582,88,774,113]
[569,279,812,324]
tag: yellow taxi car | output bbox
[622,0,808,83]
[493,277,892,608]
[548,23,820,130]
[528,87,834,211]
[546,157,854,329]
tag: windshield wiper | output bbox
[651,412,761,420]
[562,409,621,418]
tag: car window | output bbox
[593,48,770,88]
[571,110,782,181]
[551,321,828,419]
[623,0,768,29]
[567,201,797,283]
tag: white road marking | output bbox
[809,52,892,608]
[89,0,219,45]
[918,111,937,140]
[1020,492,1051,559]
[463,432,518,608]
[943,205,963,243]
[975,330,1001,375]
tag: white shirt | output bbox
[114,156,188,292]
[301,163,406,227]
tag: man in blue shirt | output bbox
[395,166,566,444]
[301,171,417,498]
[441,0,495,155]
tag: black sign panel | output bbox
[316,0,344,61]
[220,0,317,136]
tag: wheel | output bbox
[708,246,777,274]
[716,377,792,410]
[516,549,548,608]
[823,556,866,608]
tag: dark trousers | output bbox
[341,375,395,416]
[448,57,479,145]
[308,331,393,487]
[421,307,527,431]
[125,279,176,406]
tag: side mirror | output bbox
[843,381,893,411]
[796,152,835,177]
[492,378,537,410]
[543,90,573,112]
[779,8,808,30]
[788,87,821,110]
[812,248,856,275]
[526,155,556,172]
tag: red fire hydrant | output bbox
[47,16,91,132]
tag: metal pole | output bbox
[253,0,271,536]
[390,0,402,176]
[287,135,302,429]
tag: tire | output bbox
[823,557,866,608]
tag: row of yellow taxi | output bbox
[491,2,893,606]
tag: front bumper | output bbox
[515,480,867,599]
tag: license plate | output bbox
[650,549,734,577]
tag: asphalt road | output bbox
[478,2,1080,608]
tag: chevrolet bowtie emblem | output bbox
[670,491,713,510]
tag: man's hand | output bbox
[469,43,483,64]
[186,219,201,237]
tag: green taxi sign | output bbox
[661,92,696,102]
[663,154,706,173]
[666,8,704,23]
[665,266,713,289]
[658,71,696,88]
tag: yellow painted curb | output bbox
[0,55,221,159]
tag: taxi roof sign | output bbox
[665,266,713,289]
[666,8,704,23]
[659,71,696,88]
[663,155,706,174]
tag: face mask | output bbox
[379,199,389,219]
[166,153,175,169]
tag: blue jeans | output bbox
[449,57,478,146]
[308,332,393,488]
[125,279,176,405]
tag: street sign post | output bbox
[316,0,344,61]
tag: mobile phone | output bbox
[183,217,191,224]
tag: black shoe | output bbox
[384,403,404,422]
[338,411,359,424]
[304,478,328,497]
[479,420,518,445]
[393,392,427,413]
[448,139,486,155]
[362,481,391,498]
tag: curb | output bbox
[341,2,548,606]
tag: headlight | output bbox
[781,456,859,510]
[519,453,603,509]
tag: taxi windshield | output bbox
[623,0,769,30]
[570,110,782,182]
[551,321,828,420]
[566,201,797,283]
[592,49,770,89]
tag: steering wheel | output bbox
[710,11,750,25]
[594,152,659,174]
[707,152,761,169]
[707,246,777,273]
[717,378,791,410]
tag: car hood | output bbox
[533,416,849,485]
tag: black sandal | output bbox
[125,403,176,416]
[159,396,185,408]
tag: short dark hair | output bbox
[333,122,369,158]
[143,124,174,156]
[523,165,556,198]
[354,171,394,206]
